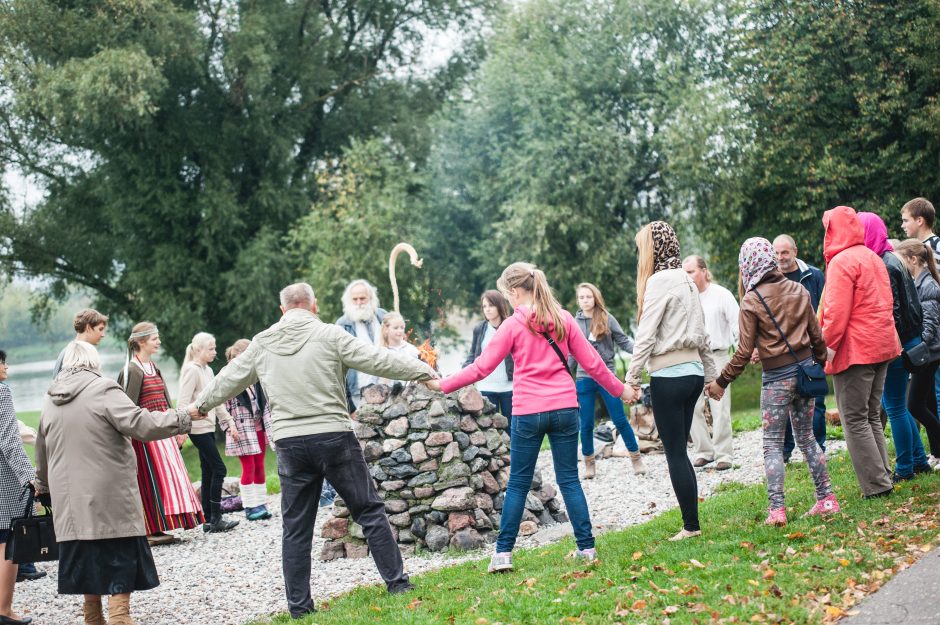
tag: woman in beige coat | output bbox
[35,341,205,625]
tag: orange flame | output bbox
[416,339,438,370]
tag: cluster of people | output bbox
[0,200,938,622]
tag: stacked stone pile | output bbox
[319,383,567,559]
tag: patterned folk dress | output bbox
[133,370,204,533]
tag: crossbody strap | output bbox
[541,332,570,372]
[752,288,801,366]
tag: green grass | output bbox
[257,452,940,625]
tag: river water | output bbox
[4,352,180,413]
[4,335,469,414]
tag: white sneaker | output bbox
[488,552,513,573]
[930,455,940,470]
[571,547,597,561]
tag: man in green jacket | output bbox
[196,282,437,619]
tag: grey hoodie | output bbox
[568,310,634,379]
[196,308,436,441]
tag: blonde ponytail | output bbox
[184,332,215,364]
[497,262,566,340]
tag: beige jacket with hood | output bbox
[195,307,437,441]
[35,368,192,541]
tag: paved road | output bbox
[840,548,940,625]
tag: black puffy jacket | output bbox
[914,270,940,362]
[882,251,923,343]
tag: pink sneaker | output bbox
[805,494,840,517]
[764,507,787,526]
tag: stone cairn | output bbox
[319,383,568,559]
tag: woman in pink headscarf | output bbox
[705,238,836,526]
[857,212,931,480]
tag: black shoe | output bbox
[388,582,416,594]
[782,454,791,464]
[15,569,46,583]
[892,472,915,484]
[207,516,239,533]
[913,463,932,475]
[290,608,316,620]
[864,488,893,499]
[0,615,33,624]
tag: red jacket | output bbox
[820,206,901,374]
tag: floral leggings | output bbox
[761,376,833,509]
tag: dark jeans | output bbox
[650,375,703,532]
[575,377,639,455]
[482,391,513,437]
[783,395,827,459]
[908,360,940,458]
[190,432,227,520]
[277,431,408,617]
[497,408,593,552]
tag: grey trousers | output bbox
[832,361,893,496]
[277,431,410,617]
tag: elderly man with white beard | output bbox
[336,279,388,411]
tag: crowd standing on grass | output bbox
[1,199,939,622]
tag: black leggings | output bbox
[190,433,227,520]
[650,375,704,532]
[907,361,940,457]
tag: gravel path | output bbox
[15,430,845,624]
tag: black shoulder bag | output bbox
[541,332,571,373]
[6,486,58,563]
[753,289,829,398]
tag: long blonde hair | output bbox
[497,262,566,340]
[634,225,655,323]
[379,312,406,348]
[184,332,215,364]
[576,282,610,339]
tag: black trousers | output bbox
[907,360,940,458]
[189,433,227,520]
[650,375,704,532]
[277,431,409,617]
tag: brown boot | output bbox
[583,454,596,479]
[83,595,106,625]
[629,450,647,475]
[108,594,135,625]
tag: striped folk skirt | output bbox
[133,438,204,534]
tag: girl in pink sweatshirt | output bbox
[428,262,629,574]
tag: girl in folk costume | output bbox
[177,333,240,533]
[223,339,275,521]
[117,322,204,545]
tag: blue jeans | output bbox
[482,391,513,438]
[783,395,827,459]
[576,378,639,455]
[496,408,593,552]
[882,338,929,476]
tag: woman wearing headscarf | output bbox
[623,221,716,541]
[819,206,898,498]
[117,322,205,545]
[857,212,931,480]
[35,341,204,625]
[705,239,836,526]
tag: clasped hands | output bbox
[183,404,241,442]
[621,384,641,404]
[704,381,725,401]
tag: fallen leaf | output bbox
[740,541,755,550]
[663,605,680,615]
[631,599,648,611]
[406,598,422,610]
[838,559,851,567]
[689,558,706,568]
[370,605,382,612]
[632,551,643,561]
[825,606,846,618]
[762,568,776,580]
[517,578,537,588]
[787,531,805,539]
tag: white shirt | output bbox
[355,319,381,391]
[699,282,740,351]
[476,323,513,393]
